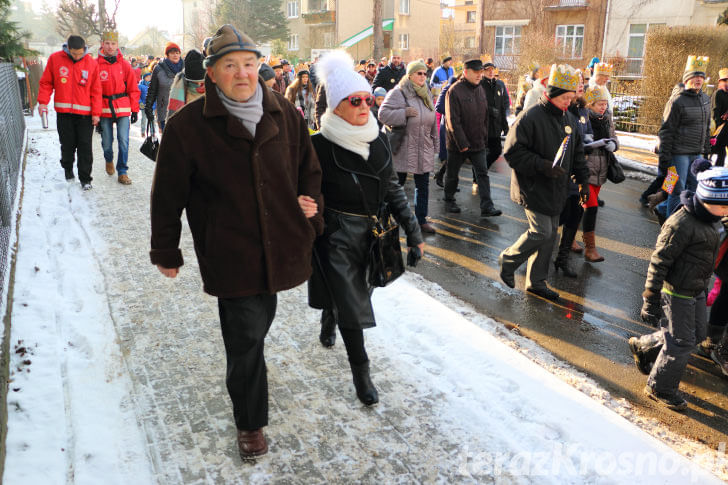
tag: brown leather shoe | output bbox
[118,174,132,185]
[237,428,268,459]
[105,162,115,175]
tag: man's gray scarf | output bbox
[216,85,264,137]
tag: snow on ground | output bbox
[4,126,154,484]
[3,114,726,483]
[616,131,658,153]
[374,275,727,483]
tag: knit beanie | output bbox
[406,60,426,77]
[373,87,387,98]
[258,63,275,82]
[546,86,570,99]
[318,50,372,109]
[696,166,728,206]
[165,42,181,56]
[183,49,205,82]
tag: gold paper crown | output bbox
[548,64,579,91]
[685,55,709,73]
[584,85,610,105]
[101,31,119,43]
[719,68,728,81]
[593,62,613,77]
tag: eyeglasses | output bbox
[414,71,427,76]
[346,94,375,107]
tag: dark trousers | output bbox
[713,127,728,167]
[398,172,430,225]
[56,113,93,184]
[217,294,277,431]
[445,148,495,211]
[637,292,707,395]
[559,193,583,230]
[486,134,502,168]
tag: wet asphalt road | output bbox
[401,157,728,451]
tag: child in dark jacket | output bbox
[629,160,728,411]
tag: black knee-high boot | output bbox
[554,227,578,277]
[340,328,378,405]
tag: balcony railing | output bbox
[302,9,335,24]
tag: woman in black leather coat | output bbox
[308,52,424,405]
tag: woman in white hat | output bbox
[308,51,425,406]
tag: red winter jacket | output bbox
[38,47,102,117]
[96,50,140,118]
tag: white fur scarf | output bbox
[319,110,380,160]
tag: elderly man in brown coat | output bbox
[149,24,323,459]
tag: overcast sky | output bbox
[29,0,183,39]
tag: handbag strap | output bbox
[147,118,156,137]
[350,173,383,233]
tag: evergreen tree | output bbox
[0,0,34,61]
[214,0,289,44]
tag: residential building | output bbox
[602,0,728,77]
[287,0,439,62]
[441,0,610,70]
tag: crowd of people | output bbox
[36,24,728,460]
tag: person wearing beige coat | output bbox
[378,61,439,233]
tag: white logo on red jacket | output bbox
[100,70,109,81]
[59,66,69,77]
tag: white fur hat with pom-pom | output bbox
[317,50,373,110]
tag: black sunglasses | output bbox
[346,94,375,107]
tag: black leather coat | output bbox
[308,132,423,329]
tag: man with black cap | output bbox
[500,64,589,302]
[150,24,323,460]
[480,61,510,168]
[165,48,206,121]
[444,58,501,217]
[372,51,406,92]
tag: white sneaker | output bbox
[81,183,92,191]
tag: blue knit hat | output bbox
[696,167,728,205]
[373,87,386,97]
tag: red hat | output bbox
[164,42,181,56]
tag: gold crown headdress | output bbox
[548,64,579,91]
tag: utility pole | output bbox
[373,0,383,60]
[475,0,486,54]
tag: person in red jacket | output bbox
[97,30,140,185]
[38,35,102,190]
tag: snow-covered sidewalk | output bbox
[3,114,726,484]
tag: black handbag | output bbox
[351,173,404,287]
[385,125,406,154]
[140,119,159,161]
[606,152,625,184]
[384,89,409,155]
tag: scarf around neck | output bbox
[216,85,264,137]
[163,57,184,75]
[320,110,380,161]
[400,77,434,111]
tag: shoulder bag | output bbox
[606,151,625,184]
[385,89,409,155]
[140,119,159,161]
[351,172,405,287]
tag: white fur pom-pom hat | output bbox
[317,50,373,110]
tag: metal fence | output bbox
[0,62,26,301]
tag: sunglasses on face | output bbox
[346,94,375,107]
[414,71,427,76]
